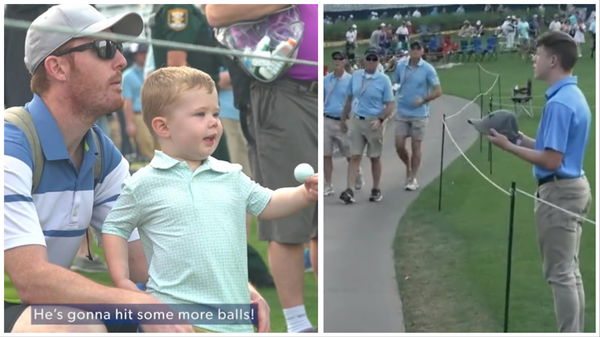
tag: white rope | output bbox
[3,18,318,66]
[477,63,500,77]
[515,188,596,225]
[445,94,482,120]
[441,119,512,196]
[446,64,499,120]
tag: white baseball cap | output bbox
[25,4,143,74]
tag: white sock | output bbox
[283,305,312,332]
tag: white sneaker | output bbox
[405,178,420,191]
[324,184,335,196]
[354,172,365,190]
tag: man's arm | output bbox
[5,245,147,304]
[248,284,270,332]
[122,99,137,138]
[258,175,317,220]
[166,50,188,67]
[424,84,442,103]
[204,5,290,27]
[488,129,563,170]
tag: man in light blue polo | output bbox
[340,48,394,204]
[324,51,363,196]
[393,41,442,191]
[489,31,592,332]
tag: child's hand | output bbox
[116,279,143,292]
[304,174,318,202]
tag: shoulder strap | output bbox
[4,107,44,193]
[90,127,103,186]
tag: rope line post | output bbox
[488,140,493,175]
[478,65,484,153]
[498,74,503,109]
[503,181,517,333]
[438,114,446,212]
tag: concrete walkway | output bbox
[324,95,481,332]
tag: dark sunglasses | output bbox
[332,57,345,61]
[365,56,379,62]
[53,40,123,60]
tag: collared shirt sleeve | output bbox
[426,64,441,87]
[4,123,46,250]
[92,132,140,241]
[239,172,273,217]
[538,102,572,154]
[101,178,141,240]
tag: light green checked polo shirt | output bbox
[103,151,273,332]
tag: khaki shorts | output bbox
[348,118,385,158]
[324,116,350,157]
[395,116,429,140]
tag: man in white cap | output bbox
[345,24,358,64]
[4,4,218,333]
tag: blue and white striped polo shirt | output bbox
[4,94,134,302]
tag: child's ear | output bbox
[152,116,170,138]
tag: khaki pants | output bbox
[221,118,252,177]
[534,176,592,332]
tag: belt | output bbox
[353,114,375,120]
[324,114,341,120]
[537,175,580,187]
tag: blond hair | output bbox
[141,66,215,134]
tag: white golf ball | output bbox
[294,163,314,183]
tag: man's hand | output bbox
[413,96,425,107]
[487,128,511,150]
[249,287,270,332]
[340,120,348,133]
[369,118,383,131]
[126,122,137,138]
[303,174,318,203]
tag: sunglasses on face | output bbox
[332,57,345,61]
[53,40,123,60]
[365,56,379,62]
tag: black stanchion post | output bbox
[498,74,502,109]
[488,140,493,175]
[438,114,446,212]
[503,182,517,333]
[478,66,483,153]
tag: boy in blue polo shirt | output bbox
[102,67,318,333]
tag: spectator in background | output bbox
[474,20,484,37]
[549,15,562,32]
[430,7,439,16]
[455,5,465,16]
[218,67,251,176]
[205,4,318,333]
[458,20,475,39]
[345,24,358,64]
[121,43,156,161]
[573,19,586,58]
[370,23,385,50]
[396,22,410,50]
[339,48,394,204]
[412,8,421,19]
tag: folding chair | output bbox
[511,79,534,118]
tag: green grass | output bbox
[84,217,317,332]
[388,39,596,332]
